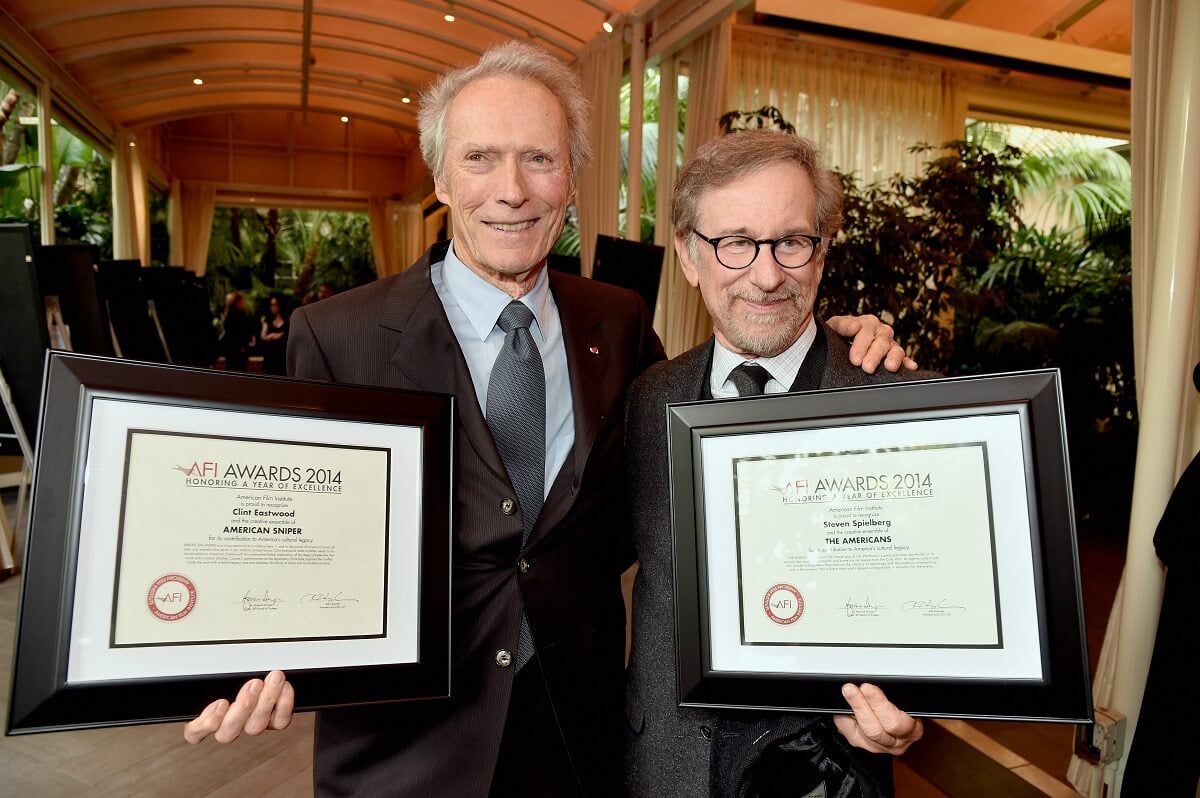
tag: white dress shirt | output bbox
[708,321,818,398]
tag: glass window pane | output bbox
[51,117,113,258]
[0,71,42,235]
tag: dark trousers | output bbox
[489,656,581,797]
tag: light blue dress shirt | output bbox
[431,242,575,497]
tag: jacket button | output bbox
[500,497,516,515]
[517,558,530,573]
[495,649,513,668]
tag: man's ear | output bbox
[675,233,701,289]
[434,173,451,206]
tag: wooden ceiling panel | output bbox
[0,0,1128,177]
[1056,0,1131,53]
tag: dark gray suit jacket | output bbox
[288,241,664,797]
[623,322,937,798]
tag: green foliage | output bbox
[52,139,113,260]
[821,141,1025,371]
[820,133,1135,521]
[1,79,43,227]
[967,121,1131,234]
[554,66,686,256]
[205,207,377,314]
[1,81,113,256]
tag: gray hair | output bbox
[673,130,843,259]
[418,41,592,180]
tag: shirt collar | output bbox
[711,321,817,393]
[442,240,552,342]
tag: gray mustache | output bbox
[731,289,802,303]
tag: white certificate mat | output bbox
[68,398,423,684]
[700,411,1043,680]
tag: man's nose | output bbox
[747,247,786,292]
[497,157,529,206]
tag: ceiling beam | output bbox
[930,0,969,19]
[90,65,421,102]
[645,0,753,61]
[1031,0,1107,40]
[103,77,417,113]
[755,0,1129,81]
[28,1,578,60]
[300,0,312,123]
[57,31,452,78]
[126,100,418,133]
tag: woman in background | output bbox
[259,294,289,375]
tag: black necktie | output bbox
[485,300,545,669]
[729,362,772,396]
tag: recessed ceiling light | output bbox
[193,76,204,85]
[444,13,455,22]
[401,96,411,104]
[128,141,136,147]
[603,13,620,33]
[340,115,349,123]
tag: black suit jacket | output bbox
[623,323,938,798]
[288,241,665,796]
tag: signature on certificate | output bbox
[300,591,360,606]
[901,598,966,614]
[241,589,286,611]
[839,597,888,617]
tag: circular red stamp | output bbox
[763,583,804,625]
[147,574,197,621]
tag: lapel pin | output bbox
[588,345,600,355]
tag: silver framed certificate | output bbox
[668,369,1091,722]
[8,352,453,733]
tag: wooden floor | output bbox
[0,489,1125,797]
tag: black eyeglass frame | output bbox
[691,229,828,270]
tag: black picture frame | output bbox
[668,369,1091,723]
[8,352,453,734]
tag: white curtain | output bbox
[655,18,731,357]
[1070,1,1200,794]
[112,138,149,264]
[368,196,423,278]
[728,30,951,183]
[167,179,217,276]
[576,33,624,277]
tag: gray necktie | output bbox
[485,300,545,669]
[729,362,772,396]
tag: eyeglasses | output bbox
[692,229,826,270]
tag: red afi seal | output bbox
[147,574,197,621]
[763,583,804,625]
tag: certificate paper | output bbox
[112,430,389,646]
[734,444,1000,648]
[67,398,424,684]
[699,412,1043,681]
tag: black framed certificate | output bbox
[668,369,1091,722]
[8,353,453,734]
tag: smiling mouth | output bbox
[488,220,537,232]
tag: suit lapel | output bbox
[524,272,610,547]
[380,242,506,481]
[789,322,828,392]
